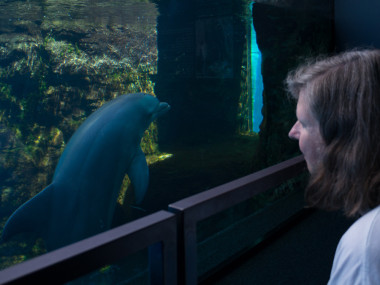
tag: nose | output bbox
[289,121,300,140]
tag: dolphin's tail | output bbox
[2,184,53,242]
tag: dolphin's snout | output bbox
[154,102,170,119]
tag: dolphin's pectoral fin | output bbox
[128,148,149,204]
[2,184,54,242]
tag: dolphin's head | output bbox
[152,101,171,120]
[121,93,170,138]
[140,94,170,118]
[138,93,170,124]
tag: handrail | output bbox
[0,155,306,285]
[168,155,306,285]
[0,210,177,285]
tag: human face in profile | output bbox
[288,90,325,173]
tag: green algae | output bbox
[0,0,161,269]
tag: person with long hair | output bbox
[287,49,380,284]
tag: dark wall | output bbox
[335,0,380,50]
[252,2,334,167]
[154,0,247,145]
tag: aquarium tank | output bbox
[0,0,333,282]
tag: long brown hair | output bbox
[286,49,380,217]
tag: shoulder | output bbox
[342,206,380,249]
[328,206,380,285]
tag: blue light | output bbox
[250,2,263,133]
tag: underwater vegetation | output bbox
[0,0,162,268]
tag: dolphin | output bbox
[1,93,170,250]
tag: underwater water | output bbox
[0,0,334,282]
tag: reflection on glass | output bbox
[68,248,149,285]
[196,174,308,278]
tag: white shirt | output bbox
[328,206,380,285]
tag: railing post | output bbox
[183,219,198,285]
[149,242,164,285]
[169,206,198,285]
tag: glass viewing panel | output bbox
[196,174,308,279]
[0,0,333,273]
[68,249,150,285]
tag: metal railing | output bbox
[168,155,306,285]
[0,155,306,285]
[0,210,177,285]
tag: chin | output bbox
[305,161,314,174]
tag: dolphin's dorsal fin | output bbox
[2,184,53,242]
[128,148,149,204]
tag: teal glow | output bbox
[250,2,263,133]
